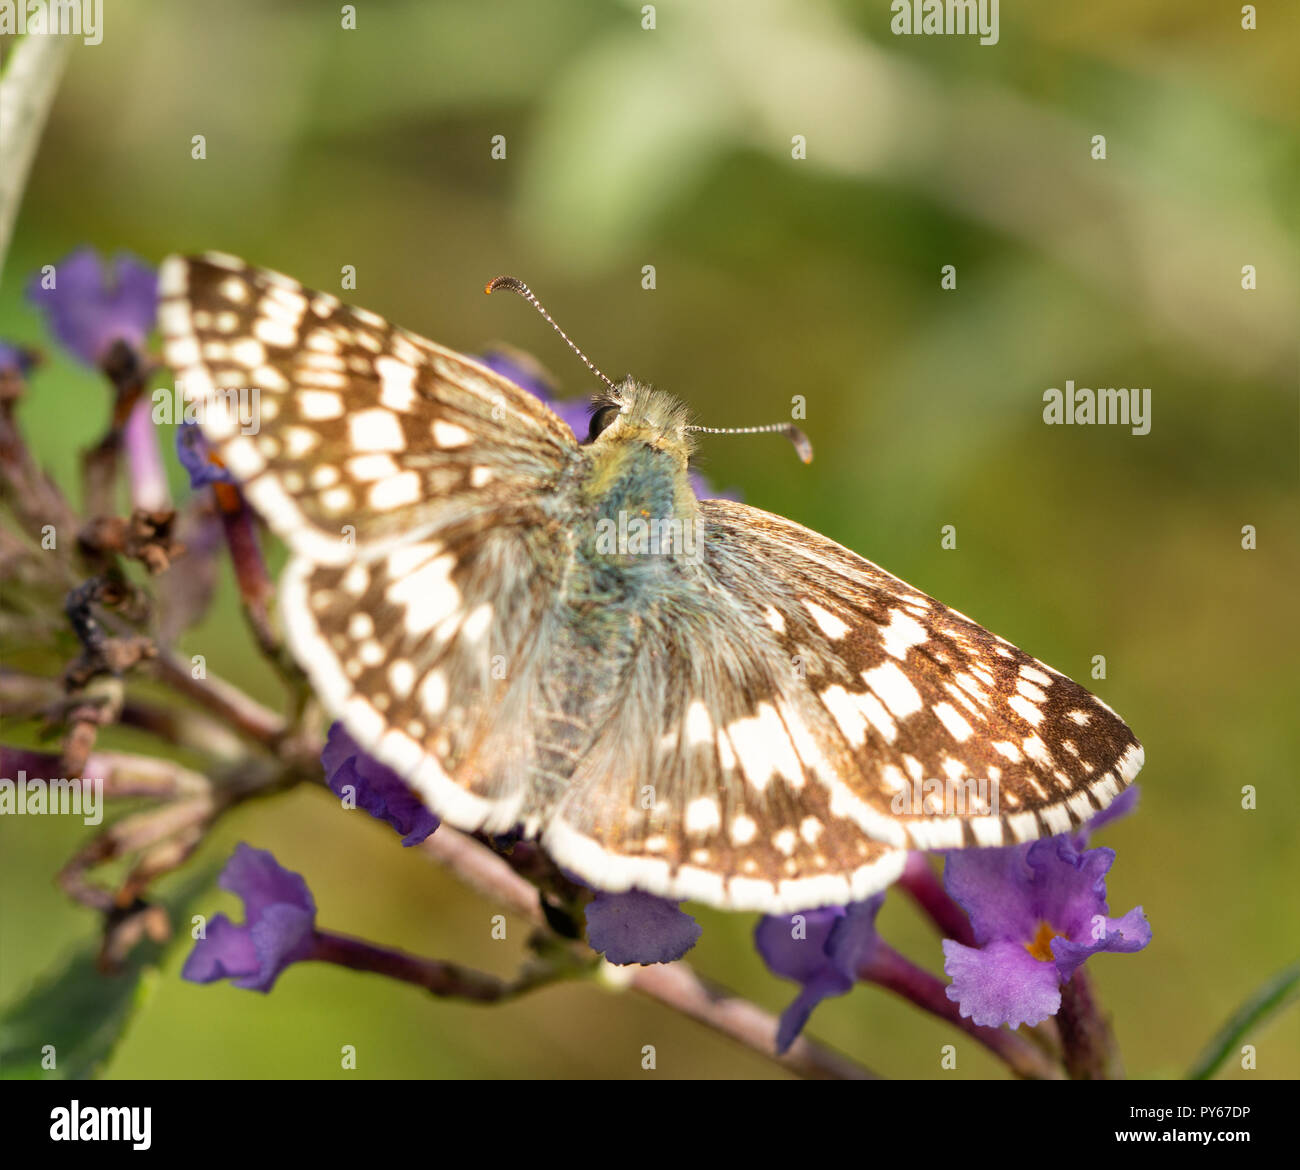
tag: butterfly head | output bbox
[485,274,813,465]
[586,378,695,467]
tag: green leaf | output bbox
[1187,959,1300,1080]
[0,869,217,1080]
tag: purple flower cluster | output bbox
[584,889,701,965]
[755,897,886,1053]
[756,792,1149,1048]
[941,837,1150,1028]
[321,723,439,847]
[26,246,157,367]
[181,843,319,992]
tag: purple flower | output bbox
[755,895,885,1053]
[941,838,1151,1029]
[584,889,702,965]
[26,247,157,367]
[478,347,590,438]
[0,341,37,378]
[176,420,234,489]
[1075,784,1139,845]
[477,346,558,401]
[181,843,318,992]
[322,723,439,846]
[687,469,740,502]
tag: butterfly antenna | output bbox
[485,276,617,392]
[686,421,814,464]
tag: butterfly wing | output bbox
[159,254,578,564]
[160,254,582,830]
[542,498,1141,911]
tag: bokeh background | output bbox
[2,0,1297,1079]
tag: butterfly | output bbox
[158,253,1144,914]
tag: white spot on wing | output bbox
[349,408,405,452]
[933,701,974,743]
[879,609,929,661]
[803,600,850,640]
[685,797,721,835]
[863,661,923,718]
[432,420,471,448]
[375,356,417,412]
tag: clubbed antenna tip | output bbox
[485,275,616,391]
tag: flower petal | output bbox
[234,902,319,992]
[219,842,316,927]
[755,906,848,984]
[942,845,1039,944]
[27,247,157,366]
[1052,905,1152,983]
[584,889,702,965]
[180,913,260,985]
[775,971,851,1055]
[942,938,1063,1029]
[1027,838,1113,938]
[176,421,234,488]
[322,723,438,846]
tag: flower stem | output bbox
[897,852,976,945]
[123,397,170,511]
[1056,969,1122,1079]
[308,929,584,1002]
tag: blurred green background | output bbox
[2,0,1297,1079]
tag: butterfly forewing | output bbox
[159,253,578,565]
[160,252,582,834]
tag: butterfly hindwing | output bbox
[539,499,1140,909]
[691,500,1143,848]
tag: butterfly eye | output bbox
[587,404,621,442]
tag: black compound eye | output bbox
[587,404,621,442]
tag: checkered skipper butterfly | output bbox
[159,254,1143,913]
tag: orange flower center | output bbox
[1024,921,1062,962]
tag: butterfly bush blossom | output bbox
[26,246,158,367]
[26,246,168,510]
[0,340,37,378]
[584,889,702,965]
[322,723,440,846]
[175,420,235,488]
[757,790,1148,1049]
[182,843,320,992]
[941,836,1150,1029]
[755,897,887,1054]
